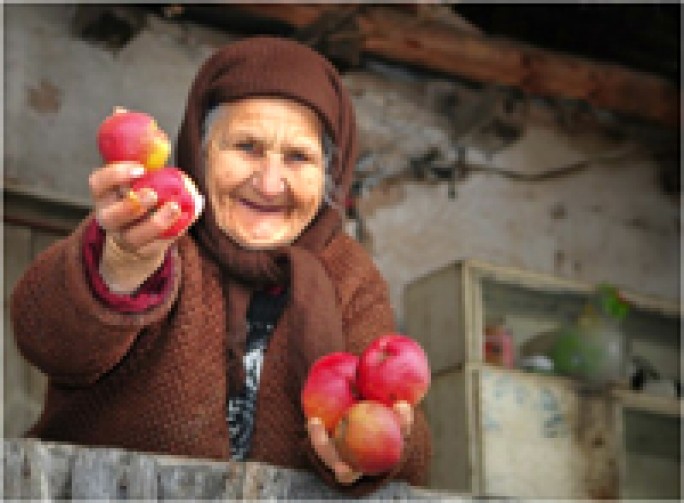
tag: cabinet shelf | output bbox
[405,259,681,499]
[612,388,682,417]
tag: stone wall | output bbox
[2,439,454,500]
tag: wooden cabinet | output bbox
[405,260,681,499]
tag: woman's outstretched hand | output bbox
[91,162,180,256]
[89,161,203,293]
[306,400,413,485]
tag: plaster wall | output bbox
[4,5,231,205]
[343,72,680,323]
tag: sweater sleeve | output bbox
[82,219,175,313]
[304,244,433,496]
[10,214,182,387]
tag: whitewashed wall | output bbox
[342,71,680,324]
[5,4,679,326]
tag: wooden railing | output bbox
[2,439,454,500]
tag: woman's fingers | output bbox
[91,162,154,232]
[307,405,412,486]
[115,201,181,251]
[306,418,362,485]
[96,188,158,231]
[89,162,146,200]
[91,162,202,257]
[333,461,363,485]
[307,418,339,469]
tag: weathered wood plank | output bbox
[2,439,456,500]
[228,5,679,127]
[72,447,127,499]
[126,453,159,499]
[2,439,24,498]
[423,371,470,492]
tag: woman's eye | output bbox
[235,141,259,155]
[285,150,311,164]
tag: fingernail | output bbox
[334,462,350,477]
[129,165,145,177]
[397,401,410,411]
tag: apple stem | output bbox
[113,106,128,115]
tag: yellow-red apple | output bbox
[97,107,170,171]
[334,401,403,475]
[301,352,359,434]
[357,334,430,407]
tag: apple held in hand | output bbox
[97,107,171,171]
[131,167,202,238]
[357,334,430,407]
[334,401,403,475]
[301,352,359,434]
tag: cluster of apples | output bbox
[97,107,201,238]
[301,334,430,476]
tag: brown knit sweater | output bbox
[11,216,432,493]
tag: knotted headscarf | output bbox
[175,37,358,397]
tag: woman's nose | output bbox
[254,152,286,196]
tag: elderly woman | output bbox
[11,37,431,494]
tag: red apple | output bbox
[97,107,171,171]
[301,352,359,434]
[357,334,430,407]
[130,167,201,238]
[334,401,403,475]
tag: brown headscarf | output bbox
[175,36,358,397]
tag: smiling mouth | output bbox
[240,198,288,214]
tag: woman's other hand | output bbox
[306,400,414,485]
[307,416,363,485]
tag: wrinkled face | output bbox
[205,97,326,250]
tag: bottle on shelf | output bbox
[484,321,516,369]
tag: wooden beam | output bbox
[228,5,679,128]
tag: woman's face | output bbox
[205,97,326,250]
